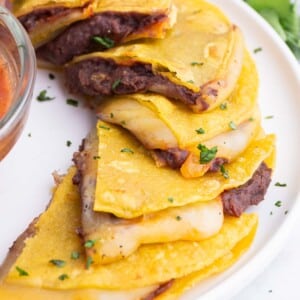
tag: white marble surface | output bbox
[233,215,300,300]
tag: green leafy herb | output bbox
[219,103,228,110]
[197,144,218,164]
[70,251,80,260]
[275,200,282,207]
[37,90,55,102]
[84,240,96,248]
[245,0,300,59]
[120,148,134,154]
[86,256,94,269]
[112,79,121,90]
[229,121,237,130]
[99,125,110,130]
[191,61,204,66]
[49,259,66,268]
[220,165,230,179]
[253,47,263,53]
[49,73,55,80]
[92,36,115,48]
[168,197,174,203]
[275,182,287,187]
[176,216,182,221]
[16,266,29,276]
[66,140,72,147]
[58,274,69,281]
[66,98,79,107]
[195,128,205,134]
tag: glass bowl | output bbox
[0,6,36,161]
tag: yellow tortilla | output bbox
[3,167,258,291]
[94,121,275,218]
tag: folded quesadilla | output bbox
[0,167,258,300]
[11,0,176,64]
[73,122,273,264]
[65,0,244,112]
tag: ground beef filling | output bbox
[221,162,272,217]
[65,58,208,109]
[35,11,167,65]
[19,7,73,32]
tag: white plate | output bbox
[0,0,300,299]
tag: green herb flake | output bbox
[93,155,101,160]
[66,98,79,107]
[264,115,274,119]
[176,216,182,221]
[58,274,69,281]
[197,144,218,164]
[92,36,115,49]
[195,128,205,134]
[16,266,29,276]
[191,62,204,66]
[220,165,230,179]
[275,201,282,207]
[37,90,55,102]
[168,197,174,203]
[49,73,55,80]
[49,259,66,268]
[112,79,121,90]
[66,140,72,147]
[70,251,80,260]
[219,103,227,110]
[228,121,237,130]
[84,240,96,248]
[120,148,134,154]
[86,256,94,269]
[275,182,287,187]
[99,125,110,130]
[253,47,263,54]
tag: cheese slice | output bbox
[2,167,258,292]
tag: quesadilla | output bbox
[65,0,244,112]
[0,167,258,300]
[11,0,176,64]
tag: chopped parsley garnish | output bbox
[195,128,205,134]
[92,36,115,48]
[66,140,72,147]
[219,103,228,110]
[70,251,80,260]
[112,79,121,90]
[191,61,204,66]
[93,155,101,160]
[220,165,230,179]
[86,256,94,269]
[58,274,69,281]
[275,182,287,187]
[197,144,218,164]
[229,121,237,130]
[99,125,110,130]
[84,240,96,248]
[120,148,134,154]
[49,259,66,268]
[253,47,263,54]
[264,115,274,119]
[66,98,79,107]
[37,90,55,102]
[49,73,55,80]
[176,216,182,221]
[275,200,282,207]
[168,197,174,203]
[16,266,29,276]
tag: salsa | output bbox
[0,55,12,120]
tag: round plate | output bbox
[0,0,300,299]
